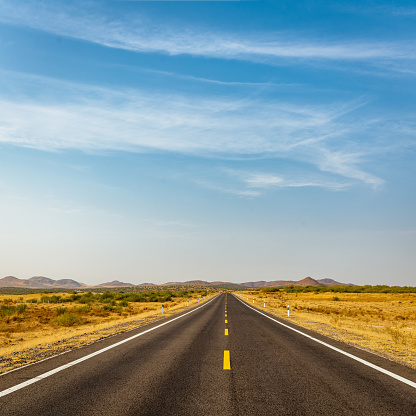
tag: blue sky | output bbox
[0,0,415,285]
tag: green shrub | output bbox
[55,307,68,315]
[54,313,82,327]
[77,296,91,304]
[72,304,92,313]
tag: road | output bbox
[0,293,415,415]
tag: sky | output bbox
[0,0,415,286]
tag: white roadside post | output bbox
[253,298,254,303]
[187,299,189,307]
[198,297,199,303]
[162,302,164,315]
[287,305,290,317]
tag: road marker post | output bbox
[287,305,290,317]
[187,299,189,307]
[162,302,164,315]
[253,298,254,303]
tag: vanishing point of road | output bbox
[0,293,415,415]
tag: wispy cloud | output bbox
[196,180,262,198]
[154,220,195,228]
[316,149,384,188]
[227,171,350,193]
[0,0,415,71]
[0,71,391,189]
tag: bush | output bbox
[77,296,91,304]
[72,305,92,313]
[56,307,68,315]
[54,313,82,327]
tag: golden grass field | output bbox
[236,290,416,369]
[0,292,210,373]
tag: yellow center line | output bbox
[223,350,231,370]
[225,314,227,317]
[225,328,228,336]
[225,319,228,323]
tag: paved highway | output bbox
[0,293,415,415]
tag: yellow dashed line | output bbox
[225,314,227,317]
[225,319,228,323]
[223,350,231,370]
[225,328,228,336]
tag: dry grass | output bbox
[0,292,211,373]
[236,291,416,369]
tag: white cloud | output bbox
[228,171,350,192]
[0,0,415,70]
[316,149,384,188]
[0,71,388,189]
[245,174,284,188]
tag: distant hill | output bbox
[0,276,353,289]
[240,281,271,288]
[241,277,353,288]
[0,276,32,287]
[95,280,134,288]
[162,280,215,287]
[295,276,321,286]
[0,276,88,289]
[317,278,352,286]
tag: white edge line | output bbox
[234,294,416,389]
[0,295,219,398]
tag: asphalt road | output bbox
[0,293,416,415]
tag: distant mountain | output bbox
[162,280,211,286]
[54,279,88,288]
[28,276,56,286]
[241,277,353,288]
[0,276,31,287]
[263,281,296,287]
[294,276,321,286]
[0,276,88,288]
[317,278,353,286]
[95,280,134,288]
[240,281,271,288]
[0,276,354,289]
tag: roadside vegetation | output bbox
[0,288,210,372]
[237,287,416,369]
[259,285,416,294]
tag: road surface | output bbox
[0,293,415,415]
